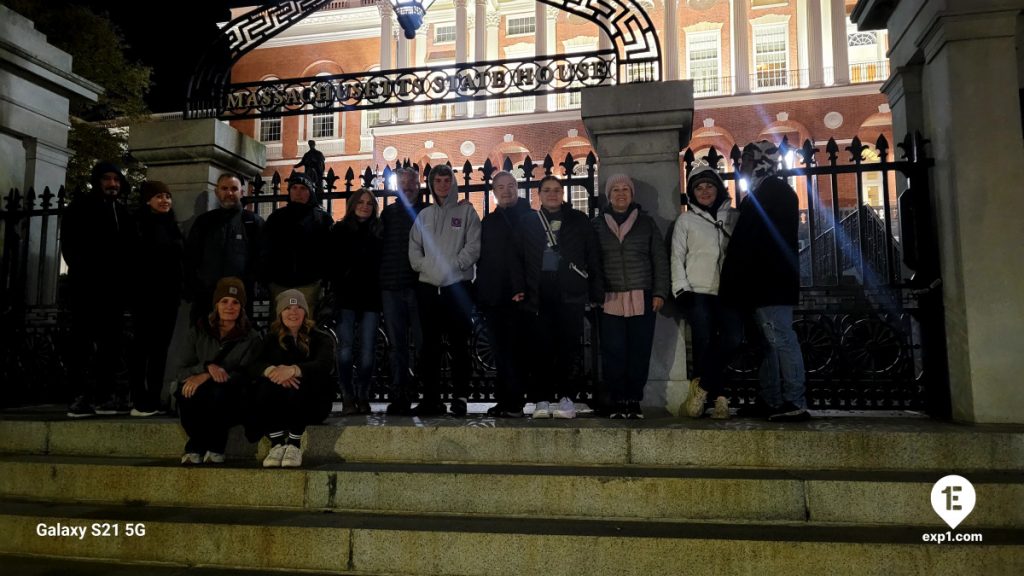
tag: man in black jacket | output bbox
[184,173,265,323]
[61,162,135,417]
[478,171,532,417]
[379,168,427,415]
[511,175,603,419]
[719,140,809,422]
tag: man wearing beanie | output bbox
[408,163,481,417]
[263,173,334,314]
[61,161,135,417]
[719,141,809,422]
[185,173,265,323]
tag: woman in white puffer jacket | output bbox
[671,165,743,419]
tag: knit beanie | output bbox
[212,277,246,309]
[604,173,635,198]
[275,289,310,317]
[139,181,171,204]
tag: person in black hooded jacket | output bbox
[263,173,334,316]
[61,161,135,418]
[128,181,184,416]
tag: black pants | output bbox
[128,299,179,411]
[176,378,244,454]
[416,281,474,402]
[480,303,527,410]
[69,292,125,403]
[600,309,657,403]
[529,283,585,402]
[248,376,333,440]
[686,294,744,398]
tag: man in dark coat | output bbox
[477,171,532,417]
[719,140,809,422]
[61,161,135,417]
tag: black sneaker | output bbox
[486,403,524,418]
[626,401,644,419]
[67,396,95,419]
[608,402,628,419]
[95,397,130,415]
[736,401,775,419]
[411,401,447,417]
[385,400,413,416]
[449,397,468,417]
[768,403,811,422]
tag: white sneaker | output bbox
[683,378,708,418]
[263,444,286,468]
[203,451,225,464]
[532,401,551,419]
[281,444,303,468]
[130,408,160,417]
[553,397,576,419]
[711,396,731,420]
[180,452,202,465]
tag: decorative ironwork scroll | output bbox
[185,0,661,119]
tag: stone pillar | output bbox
[853,0,1024,424]
[474,0,488,117]
[581,80,695,414]
[454,0,469,118]
[534,2,550,113]
[128,119,266,226]
[377,1,393,124]
[830,0,851,84]
[664,0,680,81]
[396,32,410,123]
[731,0,751,93]
[807,0,825,87]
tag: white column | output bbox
[485,11,500,116]
[474,0,488,117]
[830,0,850,84]
[534,2,550,112]
[396,32,410,122]
[378,1,393,123]
[664,0,679,80]
[731,0,750,93]
[454,0,469,118]
[807,0,825,87]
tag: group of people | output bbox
[61,142,808,465]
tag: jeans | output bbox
[336,309,380,403]
[480,303,527,410]
[381,288,422,403]
[686,294,744,399]
[600,308,657,404]
[754,305,807,409]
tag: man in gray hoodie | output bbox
[408,164,481,416]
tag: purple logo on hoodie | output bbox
[451,217,462,228]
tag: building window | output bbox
[311,111,335,139]
[847,23,889,83]
[570,186,589,213]
[506,15,536,36]
[686,30,721,96]
[259,117,281,142]
[753,23,789,89]
[434,23,455,44]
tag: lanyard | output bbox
[538,210,559,249]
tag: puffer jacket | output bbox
[408,178,481,287]
[593,204,671,299]
[671,167,737,296]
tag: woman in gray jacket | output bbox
[593,174,670,419]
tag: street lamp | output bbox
[388,0,436,40]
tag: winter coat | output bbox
[511,202,604,313]
[379,198,427,290]
[671,167,737,297]
[133,208,184,308]
[408,184,481,287]
[247,327,336,406]
[477,198,532,307]
[327,218,383,312]
[263,201,334,287]
[173,320,260,384]
[718,176,800,308]
[184,207,265,300]
[593,204,671,299]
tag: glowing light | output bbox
[784,151,796,169]
[739,178,749,193]
[387,173,398,191]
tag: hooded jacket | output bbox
[60,162,135,297]
[408,172,481,287]
[593,203,671,299]
[477,197,532,307]
[263,194,334,287]
[671,166,737,296]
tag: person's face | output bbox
[281,304,305,331]
[693,181,717,208]
[147,192,173,214]
[353,193,374,220]
[398,173,419,203]
[492,175,518,208]
[289,183,311,204]
[216,297,241,323]
[739,152,756,180]
[608,183,633,213]
[539,180,563,211]
[432,174,452,200]
[99,173,120,197]
[216,177,243,209]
